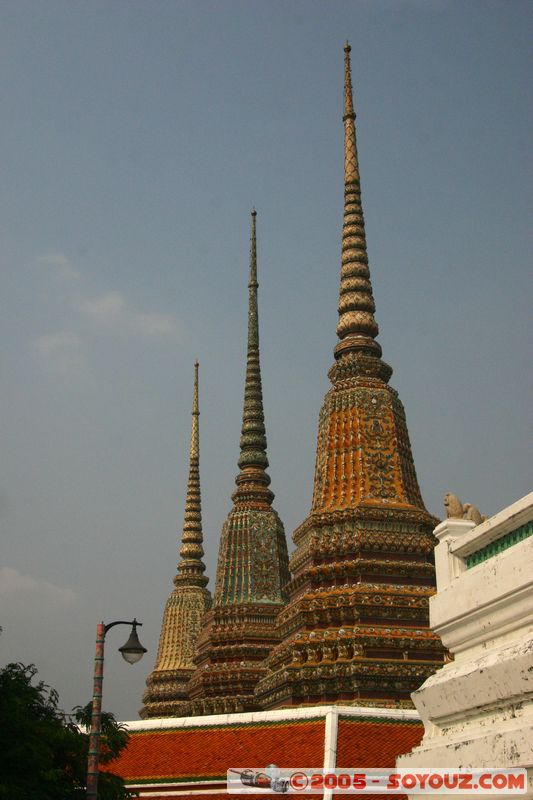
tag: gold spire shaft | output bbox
[141,361,212,718]
[175,361,208,588]
[334,42,382,364]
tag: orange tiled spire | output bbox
[255,44,446,711]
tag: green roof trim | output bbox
[338,715,422,727]
[465,520,532,569]
[126,773,226,785]
[128,715,326,736]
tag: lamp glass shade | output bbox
[118,625,147,665]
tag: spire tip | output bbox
[334,38,383,372]
[236,210,271,500]
[175,355,207,587]
[344,40,351,53]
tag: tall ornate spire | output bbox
[333,42,391,384]
[140,363,211,718]
[232,209,273,508]
[175,361,209,588]
[188,211,290,715]
[255,44,446,711]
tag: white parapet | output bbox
[397,493,533,800]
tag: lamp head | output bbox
[118,619,147,665]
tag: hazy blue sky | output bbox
[1,0,531,720]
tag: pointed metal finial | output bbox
[192,360,199,416]
[343,40,358,180]
[249,208,258,288]
[175,361,208,587]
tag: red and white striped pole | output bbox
[85,619,146,799]
[86,622,105,800]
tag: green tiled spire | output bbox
[188,211,290,715]
[233,209,274,508]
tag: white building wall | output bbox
[397,493,533,800]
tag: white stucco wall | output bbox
[397,493,533,800]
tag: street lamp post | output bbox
[86,618,147,800]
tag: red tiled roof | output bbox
[106,713,422,799]
[105,719,326,783]
[336,716,424,768]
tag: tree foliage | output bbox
[0,663,135,800]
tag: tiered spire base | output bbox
[141,579,211,719]
[255,374,447,709]
[187,508,289,715]
[255,511,446,710]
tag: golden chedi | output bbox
[140,362,211,718]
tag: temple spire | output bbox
[140,361,211,718]
[232,209,273,508]
[175,361,208,588]
[334,42,385,371]
[255,43,445,712]
[187,211,290,715]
